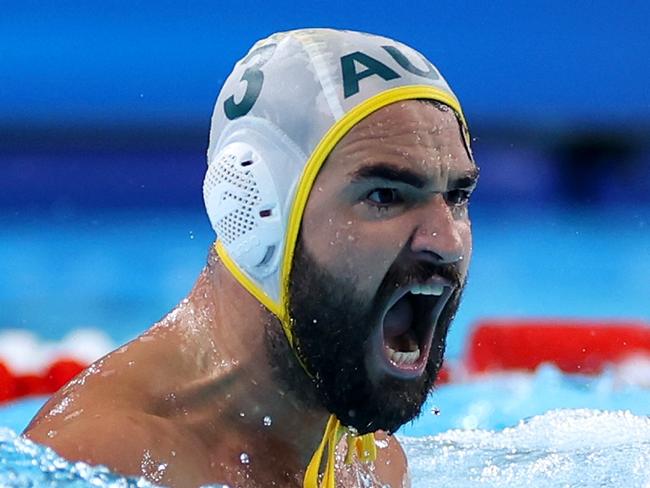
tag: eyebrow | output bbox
[349,163,480,189]
[349,163,427,188]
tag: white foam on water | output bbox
[0,328,114,374]
[0,427,160,487]
[401,409,650,488]
[2,409,650,487]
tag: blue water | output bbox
[1,204,650,486]
[402,409,650,487]
[3,377,650,487]
[2,204,649,356]
[0,428,162,487]
[5,405,650,488]
[4,362,650,436]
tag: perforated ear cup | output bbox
[203,142,283,279]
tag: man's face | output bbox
[287,100,477,434]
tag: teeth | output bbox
[386,346,421,365]
[410,283,444,296]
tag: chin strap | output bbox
[303,414,377,488]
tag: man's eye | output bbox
[446,189,471,206]
[366,188,401,206]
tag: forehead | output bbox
[321,100,474,178]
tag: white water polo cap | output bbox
[203,28,469,327]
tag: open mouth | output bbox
[369,277,454,379]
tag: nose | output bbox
[409,195,464,264]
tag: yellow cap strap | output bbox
[344,429,377,464]
[303,414,377,488]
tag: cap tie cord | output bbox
[303,414,377,488]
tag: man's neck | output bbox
[154,261,330,479]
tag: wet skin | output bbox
[24,100,476,487]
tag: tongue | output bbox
[383,295,414,338]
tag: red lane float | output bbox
[0,358,85,404]
[436,365,451,384]
[46,359,86,391]
[2,321,650,404]
[467,319,650,374]
[0,362,17,402]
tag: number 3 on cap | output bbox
[224,43,277,120]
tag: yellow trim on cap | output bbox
[215,241,283,318]
[279,85,466,313]
[216,241,300,351]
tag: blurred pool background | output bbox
[2,0,650,441]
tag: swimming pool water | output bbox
[402,409,650,488]
[1,204,649,486]
[4,355,650,487]
[2,394,650,487]
[2,204,649,356]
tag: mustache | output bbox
[369,259,463,314]
[386,260,463,291]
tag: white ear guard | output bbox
[204,141,283,278]
[203,117,306,299]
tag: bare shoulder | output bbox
[24,409,213,487]
[373,431,410,488]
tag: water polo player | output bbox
[24,28,478,487]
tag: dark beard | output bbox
[266,236,465,434]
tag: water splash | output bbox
[0,428,161,487]
[2,409,650,487]
[401,409,650,488]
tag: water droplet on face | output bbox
[47,430,57,438]
[263,416,272,427]
[239,452,250,464]
[374,439,389,449]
